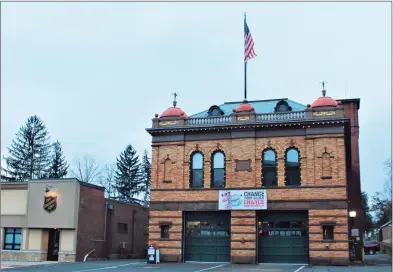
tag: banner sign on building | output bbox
[218,189,267,210]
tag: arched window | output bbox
[262,149,277,186]
[211,151,225,188]
[274,100,292,112]
[285,148,301,186]
[208,105,224,116]
[190,152,204,188]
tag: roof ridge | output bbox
[224,98,288,104]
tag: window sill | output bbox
[284,184,301,187]
[322,239,336,243]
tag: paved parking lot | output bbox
[2,260,392,272]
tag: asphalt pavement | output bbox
[1,258,391,272]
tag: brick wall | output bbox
[149,132,349,264]
[152,134,346,190]
[231,211,256,264]
[106,200,148,259]
[75,184,106,261]
[148,210,182,262]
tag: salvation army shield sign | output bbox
[43,196,57,213]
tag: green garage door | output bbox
[185,211,230,262]
[258,211,309,264]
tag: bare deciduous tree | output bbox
[98,163,117,199]
[383,158,392,202]
[371,158,392,226]
[70,155,101,183]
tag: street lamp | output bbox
[349,210,357,218]
[349,209,358,262]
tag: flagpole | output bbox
[244,62,247,101]
[244,12,247,102]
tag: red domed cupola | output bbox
[311,82,338,108]
[160,107,187,118]
[160,93,188,118]
[236,100,255,112]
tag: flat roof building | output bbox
[146,89,362,265]
[0,178,148,262]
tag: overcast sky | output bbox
[1,2,391,197]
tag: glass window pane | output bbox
[213,169,225,187]
[211,109,220,116]
[187,221,200,228]
[214,231,228,236]
[323,226,334,240]
[263,150,276,164]
[5,229,14,234]
[13,245,21,250]
[286,168,301,185]
[4,244,12,249]
[192,153,203,169]
[192,169,203,187]
[213,152,225,168]
[187,229,201,237]
[201,221,211,229]
[263,167,277,186]
[200,230,211,236]
[275,221,290,229]
[14,234,22,245]
[5,234,14,244]
[286,149,299,165]
[15,228,22,234]
[259,222,273,236]
[278,104,288,112]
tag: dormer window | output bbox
[208,105,224,116]
[275,101,292,112]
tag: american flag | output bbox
[244,16,256,62]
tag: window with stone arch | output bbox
[262,148,278,186]
[190,152,204,188]
[211,151,225,188]
[285,147,301,186]
[164,159,171,182]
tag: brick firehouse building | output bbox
[146,87,362,265]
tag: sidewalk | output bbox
[365,253,392,266]
[1,261,56,270]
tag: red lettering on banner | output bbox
[244,200,264,205]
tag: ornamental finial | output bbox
[172,92,178,107]
[321,81,327,97]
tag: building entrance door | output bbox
[47,229,60,261]
[257,211,309,264]
[184,211,230,262]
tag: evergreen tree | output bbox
[48,141,69,178]
[1,166,16,182]
[140,150,151,207]
[114,144,142,203]
[361,191,373,234]
[4,115,51,181]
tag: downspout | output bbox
[90,202,111,259]
[92,203,108,242]
[131,210,136,257]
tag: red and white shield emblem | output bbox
[43,196,57,213]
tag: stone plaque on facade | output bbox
[235,159,252,172]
